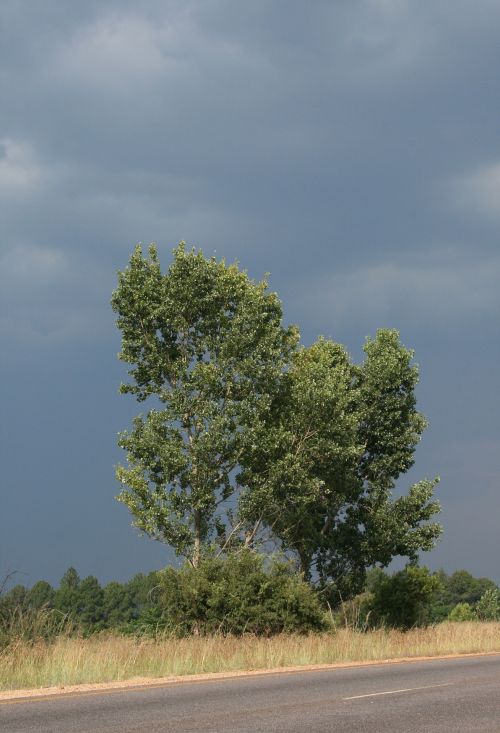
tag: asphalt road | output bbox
[2,655,499,732]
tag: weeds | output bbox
[1,622,499,691]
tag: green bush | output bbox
[447,602,475,622]
[332,592,374,630]
[475,588,500,621]
[157,551,327,636]
[368,565,441,630]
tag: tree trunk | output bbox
[193,510,202,568]
[298,549,311,580]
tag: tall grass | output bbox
[0,605,73,650]
[1,622,499,692]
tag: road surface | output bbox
[1,654,499,732]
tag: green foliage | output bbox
[54,567,81,618]
[157,551,327,636]
[112,243,297,566]
[447,603,475,622]
[332,592,374,631]
[444,570,496,605]
[430,569,498,620]
[475,588,500,621]
[239,338,362,578]
[240,329,441,595]
[365,567,387,593]
[0,579,67,648]
[0,584,28,612]
[76,577,105,630]
[102,582,135,627]
[52,569,165,633]
[54,571,105,632]
[368,565,442,630]
[112,244,441,592]
[27,581,55,610]
[0,605,69,649]
[59,567,80,590]
[1,563,497,642]
[126,571,162,615]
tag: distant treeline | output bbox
[0,567,162,635]
[1,560,498,639]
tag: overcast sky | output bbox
[1,0,499,587]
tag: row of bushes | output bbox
[1,554,498,643]
[0,555,326,643]
[339,566,500,630]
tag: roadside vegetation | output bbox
[1,560,499,691]
[1,622,499,692]
[3,245,498,693]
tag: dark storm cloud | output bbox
[1,1,499,583]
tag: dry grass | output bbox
[1,623,499,692]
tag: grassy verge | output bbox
[1,622,499,692]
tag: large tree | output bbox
[238,337,362,576]
[112,243,297,566]
[239,330,441,596]
[113,244,441,592]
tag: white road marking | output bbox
[344,682,454,700]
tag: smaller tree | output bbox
[27,581,55,610]
[0,584,28,612]
[103,582,136,628]
[76,576,105,631]
[126,571,162,611]
[369,565,441,629]
[55,567,81,618]
[448,603,475,622]
[475,588,500,621]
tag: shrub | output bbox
[368,565,441,630]
[475,588,500,621]
[333,592,374,630]
[447,602,475,622]
[157,551,327,636]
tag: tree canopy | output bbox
[112,243,441,593]
[239,331,441,596]
[112,243,297,566]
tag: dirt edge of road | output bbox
[2,650,500,703]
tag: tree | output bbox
[0,584,28,613]
[112,244,297,567]
[443,570,496,607]
[475,588,500,621]
[55,570,105,631]
[59,567,80,591]
[103,582,136,627]
[55,567,80,618]
[76,576,105,630]
[27,581,55,610]
[430,569,497,620]
[239,330,441,596]
[368,565,442,629]
[126,571,162,614]
[112,244,441,594]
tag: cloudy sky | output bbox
[1,0,499,586]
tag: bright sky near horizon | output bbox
[1,1,499,586]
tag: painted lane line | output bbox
[344,682,454,700]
